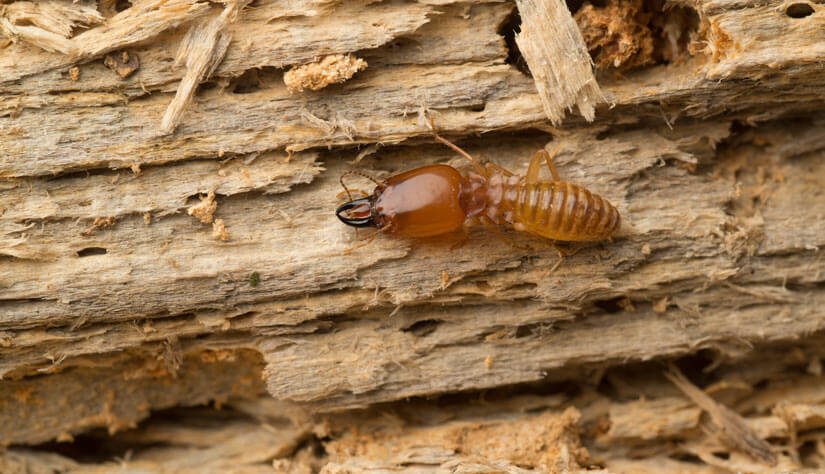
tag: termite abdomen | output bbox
[509,181,620,242]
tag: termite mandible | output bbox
[336,121,620,251]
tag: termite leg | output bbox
[336,189,369,200]
[549,245,565,274]
[427,117,488,177]
[552,242,583,258]
[547,241,580,274]
[526,146,562,184]
[482,215,531,251]
[486,163,515,177]
[342,225,392,254]
[340,170,384,201]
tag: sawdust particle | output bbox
[485,329,510,341]
[454,407,589,470]
[104,50,140,78]
[143,212,152,225]
[81,216,117,236]
[142,321,155,334]
[324,407,588,470]
[617,297,636,312]
[575,0,654,70]
[807,357,822,376]
[576,0,700,70]
[641,243,651,255]
[284,54,367,93]
[188,191,217,224]
[441,270,449,289]
[130,163,141,174]
[56,432,74,442]
[653,296,669,313]
[69,66,80,81]
[701,20,734,62]
[212,218,229,241]
[485,355,493,368]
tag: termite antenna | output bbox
[426,116,487,177]
[339,170,384,201]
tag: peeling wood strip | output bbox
[0,64,540,178]
[0,20,79,55]
[160,1,247,134]
[514,0,603,124]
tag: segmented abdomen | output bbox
[507,181,620,241]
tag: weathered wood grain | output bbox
[5,337,825,470]
[2,118,824,410]
[3,0,825,470]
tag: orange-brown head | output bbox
[337,164,483,238]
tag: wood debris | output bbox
[575,0,654,70]
[187,191,217,224]
[0,0,103,54]
[1,1,103,39]
[212,218,229,241]
[103,50,140,78]
[665,364,778,467]
[653,296,669,313]
[160,1,247,134]
[284,54,368,93]
[80,216,117,236]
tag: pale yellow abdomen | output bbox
[505,181,620,242]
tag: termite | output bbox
[336,123,620,251]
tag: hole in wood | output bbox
[403,319,442,337]
[672,350,718,383]
[231,69,261,94]
[498,8,531,77]
[667,452,705,465]
[77,247,108,257]
[567,0,593,14]
[514,325,534,338]
[593,297,624,313]
[115,0,132,12]
[786,3,814,18]
[469,102,486,112]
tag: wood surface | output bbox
[2,0,825,471]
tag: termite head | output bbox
[336,196,375,228]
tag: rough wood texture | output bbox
[2,0,825,471]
